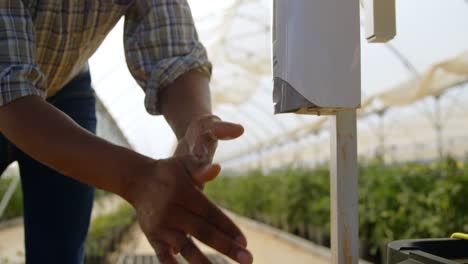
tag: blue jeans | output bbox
[0,71,96,264]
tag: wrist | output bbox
[118,156,158,206]
[173,112,214,140]
[160,70,213,139]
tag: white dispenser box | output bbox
[273,0,361,115]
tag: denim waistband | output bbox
[47,70,94,104]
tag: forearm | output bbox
[160,70,212,140]
[0,96,153,199]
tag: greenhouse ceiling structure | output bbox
[89,0,468,169]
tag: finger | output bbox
[179,157,221,187]
[169,207,253,264]
[151,241,178,264]
[193,131,217,162]
[193,122,243,164]
[175,192,248,247]
[161,229,211,264]
[210,121,244,140]
[192,164,221,186]
[174,158,247,246]
[179,187,248,248]
[180,154,204,174]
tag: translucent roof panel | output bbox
[206,0,468,163]
[89,0,468,165]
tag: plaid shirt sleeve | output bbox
[124,0,212,115]
[0,1,46,107]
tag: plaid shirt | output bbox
[0,0,211,115]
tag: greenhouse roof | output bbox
[89,0,468,165]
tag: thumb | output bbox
[192,164,221,187]
[211,121,244,140]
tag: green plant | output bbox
[0,177,23,221]
[206,158,468,262]
[85,202,136,257]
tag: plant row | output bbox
[85,202,136,262]
[205,157,468,262]
[0,177,23,221]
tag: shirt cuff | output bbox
[144,56,212,115]
[0,65,46,107]
[193,65,212,79]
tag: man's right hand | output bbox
[0,96,251,263]
[126,157,253,264]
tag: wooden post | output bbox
[329,110,359,264]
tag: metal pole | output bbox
[313,131,321,167]
[329,110,359,264]
[377,110,386,162]
[434,95,443,161]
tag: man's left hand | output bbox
[174,115,244,187]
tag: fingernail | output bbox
[237,251,253,264]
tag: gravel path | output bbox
[0,199,332,264]
[0,223,25,263]
[121,214,331,264]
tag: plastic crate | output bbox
[387,239,468,264]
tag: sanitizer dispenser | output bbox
[272,0,361,115]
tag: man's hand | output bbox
[174,115,244,186]
[0,97,251,263]
[149,115,244,262]
[128,157,253,264]
[158,69,246,263]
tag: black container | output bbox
[387,239,468,264]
